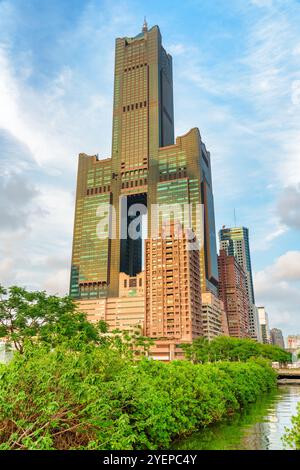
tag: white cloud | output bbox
[277,184,300,230]
[168,43,187,56]
[270,251,300,281]
[250,0,273,8]
[0,0,143,295]
[0,47,68,170]
[0,173,40,230]
[240,9,300,186]
[264,224,288,243]
[0,182,73,294]
[254,251,300,335]
[43,268,70,296]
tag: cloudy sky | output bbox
[0,0,299,337]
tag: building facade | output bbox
[257,307,271,344]
[201,292,228,341]
[219,226,260,341]
[286,335,300,362]
[287,335,300,350]
[270,328,285,349]
[218,249,250,338]
[70,23,219,350]
[145,224,203,341]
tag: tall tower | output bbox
[218,249,250,338]
[219,226,260,341]
[70,24,219,350]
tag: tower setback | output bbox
[70,24,219,355]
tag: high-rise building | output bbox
[257,307,271,344]
[219,226,260,341]
[70,23,219,350]
[201,292,228,341]
[270,328,285,349]
[218,249,250,338]
[145,223,202,341]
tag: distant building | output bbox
[287,335,300,350]
[257,307,271,344]
[219,226,260,341]
[218,249,250,338]
[270,328,285,349]
[286,335,300,362]
[201,292,228,341]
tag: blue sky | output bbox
[0,0,299,337]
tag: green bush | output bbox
[181,336,291,364]
[283,403,300,449]
[0,343,277,450]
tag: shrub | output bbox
[0,343,277,450]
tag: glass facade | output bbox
[70,23,219,303]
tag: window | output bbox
[129,279,137,287]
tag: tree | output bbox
[181,337,210,363]
[0,342,276,450]
[182,335,291,364]
[0,285,107,353]
[110,326,154,358]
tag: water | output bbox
[172,385,300,450]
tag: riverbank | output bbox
[172,384,300,450]
[0,345,277,450]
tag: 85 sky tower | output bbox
[70,22,219,349]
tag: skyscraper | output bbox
[218,249,250,338]
[257,306,271,344]
[219,226,260,341]
[70,23,219,354]
[270,328,285,349]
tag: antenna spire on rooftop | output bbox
[142,16,148,32]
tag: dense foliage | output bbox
[0,285,153,357]
[0,285,108,353]
[181,336,291,364]
[0,342,276,450]
[0,285,281,450]
[284,403,300,449]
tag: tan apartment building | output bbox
[201,292,228,341]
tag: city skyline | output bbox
[0,0,299,337]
